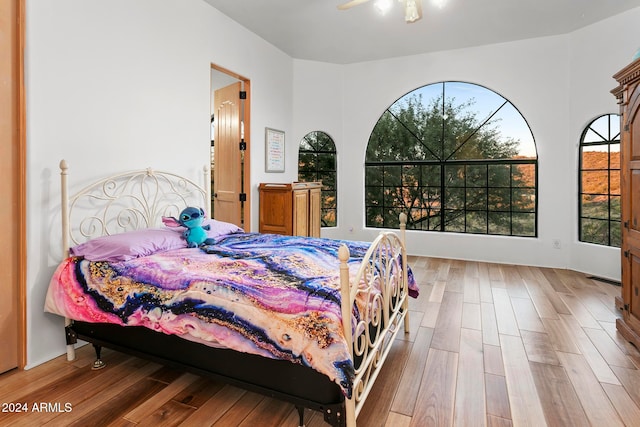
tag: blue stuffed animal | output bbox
[162,207,214,248]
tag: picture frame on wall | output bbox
[265,127,285,173]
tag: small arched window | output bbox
[579,114,621,247]
[298,131,337,227]
[365,81,537,236]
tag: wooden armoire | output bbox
[612,57,640,349]
[258,182,322,237]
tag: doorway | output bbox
[210,65,251,230]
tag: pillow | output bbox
[204,219,244,237]
[70,220,244,262]
[69,228,186,262]
[160,217,243,239]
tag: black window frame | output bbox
[298,130,338,227]
[364,81,538,237]
[578,113,621,247]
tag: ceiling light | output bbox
[374,0,393,14]
[338,0,424,24]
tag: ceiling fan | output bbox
[337,0,422,23]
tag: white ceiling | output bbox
[202,0,640,64]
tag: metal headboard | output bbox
[60,159,211,255]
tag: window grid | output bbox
[364,81,537,236]
[578,114,621,247]
[366,159,537,236]
[298,131,337,227]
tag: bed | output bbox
[45,160,417,426]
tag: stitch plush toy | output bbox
[162,207,214,248]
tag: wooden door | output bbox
[0,0,24,373]
[308,186,322,237]
[627,248,640,326]
[622,81,640,333]
[292,189,309,236]
[259,184,293,235]
[213,82,242,227]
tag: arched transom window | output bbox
[365,81,537,236]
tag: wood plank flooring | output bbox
[1,256,639,426]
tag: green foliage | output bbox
[580,196,621,247]
[366,94,520,163]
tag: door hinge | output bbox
[239,91,246,99]
[239,193,247,202]
[624,220,629,229]
[624,303,630,311]
[624,250,629,258]
[239,140,247,151]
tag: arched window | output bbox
[579,114,621,247]
[365,81,537,236]
[298,131,337,227]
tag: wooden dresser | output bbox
[258,182,321,237]
[612,57,640,350]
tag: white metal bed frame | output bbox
[58,159,410,426]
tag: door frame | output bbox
[210,63,251,231]
[16,0,26,370]
[1,0,27,370]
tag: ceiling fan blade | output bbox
[337,0,372,10]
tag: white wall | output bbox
[294,8,640,282]
[25,0,294,368]
[567,11,640,280]
[25,0,640,368]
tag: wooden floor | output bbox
[1,256,639,426]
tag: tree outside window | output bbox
[365,81,537,236]
[579,114,621,247]
[298,131,337,227]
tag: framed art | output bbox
[265,127,285,173]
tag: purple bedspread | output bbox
[45,232,418,397]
